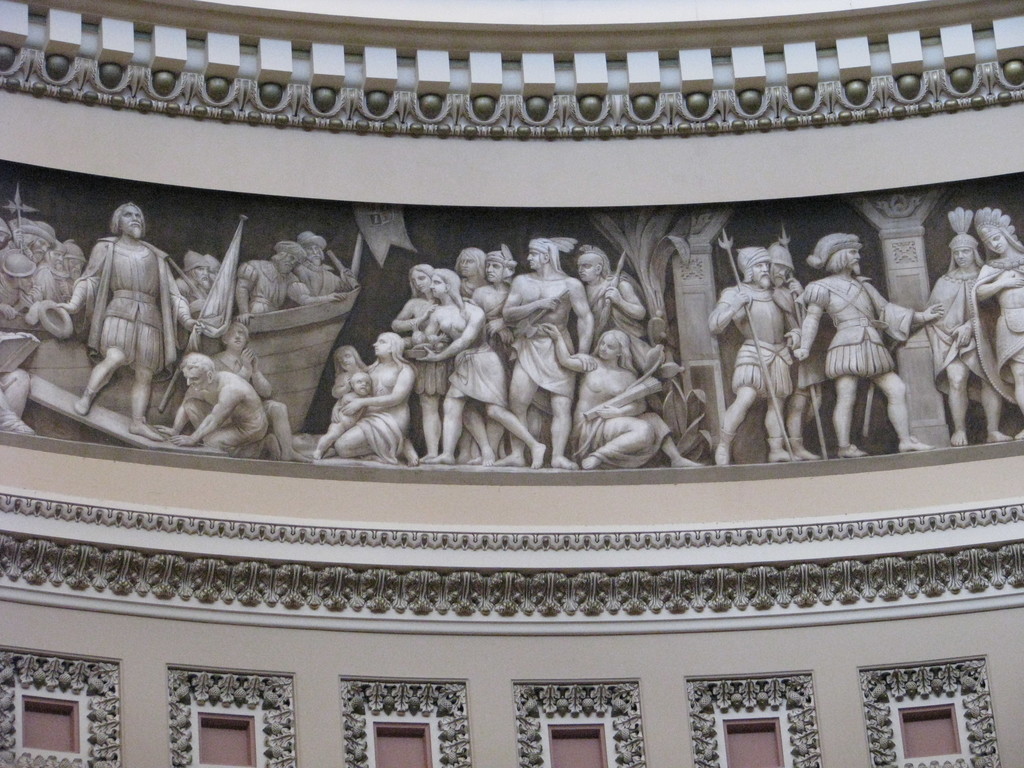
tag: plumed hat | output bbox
[807,233,861,270]
[529,237,577,274]
[975,207,1024,252]
[11,219,57,245]
[947,207,979,251]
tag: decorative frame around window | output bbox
[167,666,297,768]
[686,672,822,768]
[859,657,1000,768]
[513,681,646,768]
[339,678,472,768]
[0,647,122,768]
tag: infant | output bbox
[313,371,373,460]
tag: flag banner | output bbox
[198,216,246,337]
[353,203,416,265]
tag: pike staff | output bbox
[717,229,795,460]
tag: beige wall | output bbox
[4,599,1022,767]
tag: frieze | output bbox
[2,531,1023,622]
[1,159,1024,476]
[0,44,1022,140]
[3,493,1022,553]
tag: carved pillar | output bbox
[671,208,732,441]
[849,191,950,447]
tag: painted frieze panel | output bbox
[1,160,1024,478]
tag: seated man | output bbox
[157,353,270,458]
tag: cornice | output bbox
[3,493,1022,554]
[2,528,1022,629]
[3,46,1022,142]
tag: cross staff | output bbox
[717,229,795,461]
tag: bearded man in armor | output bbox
[794,233,943,457]
[709,247,801,465]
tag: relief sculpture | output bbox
[1,160,1023,476]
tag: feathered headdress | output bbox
[975,207,1024,252]
[530,237,578,274]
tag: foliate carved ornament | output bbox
[686,673,822,768]
[167,668,296,768]
[2,45,1022,140]
[859,658,999,768]
[4,493,1022,554]
[0,649,121,768]
[3,531,1024,622]
[513,681,645,768]
[339,679,471,768]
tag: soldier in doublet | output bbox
[794,233,943,457]
[709,246,801,466]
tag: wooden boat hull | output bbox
[17,288,359,434]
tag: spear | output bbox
[717,229,794,460]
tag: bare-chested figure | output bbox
[417,269,546,468]
[503,237,594,469]
[157,353,269,457]
[972,207,1024,437]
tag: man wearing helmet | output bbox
[794,233,943,457]
[709,246,801,465]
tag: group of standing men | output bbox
[711,207,1024,465]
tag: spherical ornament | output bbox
[151,70,176,96]
[837,110,854,125]
[577,94,603,121]
[205,76,230,101]
[525,95,549,122]
[365,90,390,116]
[472,94,496,120]
[632,94,656,119]
[259,82,284,108]
[418,93,443,119]
[597,125,612,139]
[622,124,638,138]
[312,87,337,113]
[99,62,124,89]
[896,73,921,100]
[790,84,816,110]
[516,125,532,139]
[490,126,505,139]
[0,45,16,71]
[1004,59,1024,86]
[948,67,974,92]
[844,79,868,105]
[737,88,762,114]
[571,125,586,139]
[685,91,710,116]
[463,125,478,138]
[45,54,70,81]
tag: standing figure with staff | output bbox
[767,229,827,460]
[794,233,943,457]
[709,237,800,466]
